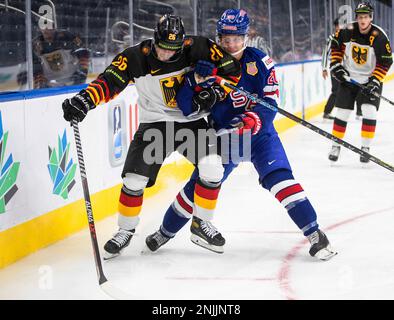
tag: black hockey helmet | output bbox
[355,2,374,17]
[154,14,185,51]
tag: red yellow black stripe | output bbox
[361,119,376,139]
[332,118,347,139]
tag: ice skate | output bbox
[308,229,337,261]
[360,146,370,163]
[103,228,135,260]
[190,216,225,254]
[328,145,341,162]
[145,229,171,252]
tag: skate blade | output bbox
[315,245,338,261]
[329,160,338,167]
[190,234,224,254]
[103,251,121,261]
[141,244,156,255]
[360,161,370,168]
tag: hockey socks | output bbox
[193,178,221,221]
[262,169,318,236]
[161,178,196,237]
[161,177,222,237]
[332,108,352,143]
[117,185,143,231]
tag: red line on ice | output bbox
[277,206,394,300]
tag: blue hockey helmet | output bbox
[216,9,250,36]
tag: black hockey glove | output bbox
[363,76,381,100]
[330,62,349,83]
[192,84,226,113]
[62,89,96,122]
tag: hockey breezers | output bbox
[214,76,394,173]
[71,119,131,299]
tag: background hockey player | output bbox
[145,9,337,261]
[62,14,241,259]
[328,2,393,163]
[18,23,90,89]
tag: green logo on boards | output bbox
[48,129,77,199]
[0,111,20,214]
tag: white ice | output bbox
[1,81,394,300]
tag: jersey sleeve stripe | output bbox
[86,87,99,105]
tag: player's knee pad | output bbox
[122,173,149,192]
[197,154,224,183]
[361,103,377,120]
[335,108,352,122]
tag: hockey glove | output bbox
[192,84,226,113]
[229,112,262,135]
[185,71,216,92]
[62,89,96,122]
[330,62,349,83]
[363,76,381,100]
[194,60,217,78]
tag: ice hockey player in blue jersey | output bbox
[145,9,337,261]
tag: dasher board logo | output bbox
[108,102,127,167]
[48,129,76,200]
[0,111,20,214]
[352,45,368,65]
[160,73,184,108]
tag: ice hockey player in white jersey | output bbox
[328,2,393,163]
[62,14,241,259]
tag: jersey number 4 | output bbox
[267,69,278,85]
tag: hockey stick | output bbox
[345,77,394,106]
[71,118,131,299]
[214,77,394,173]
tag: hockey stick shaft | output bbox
[345,77,394,106]
[215,77,394,173]
[71,118,108,285]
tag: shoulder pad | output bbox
[183,37,194,48]
[140,42,151,56]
